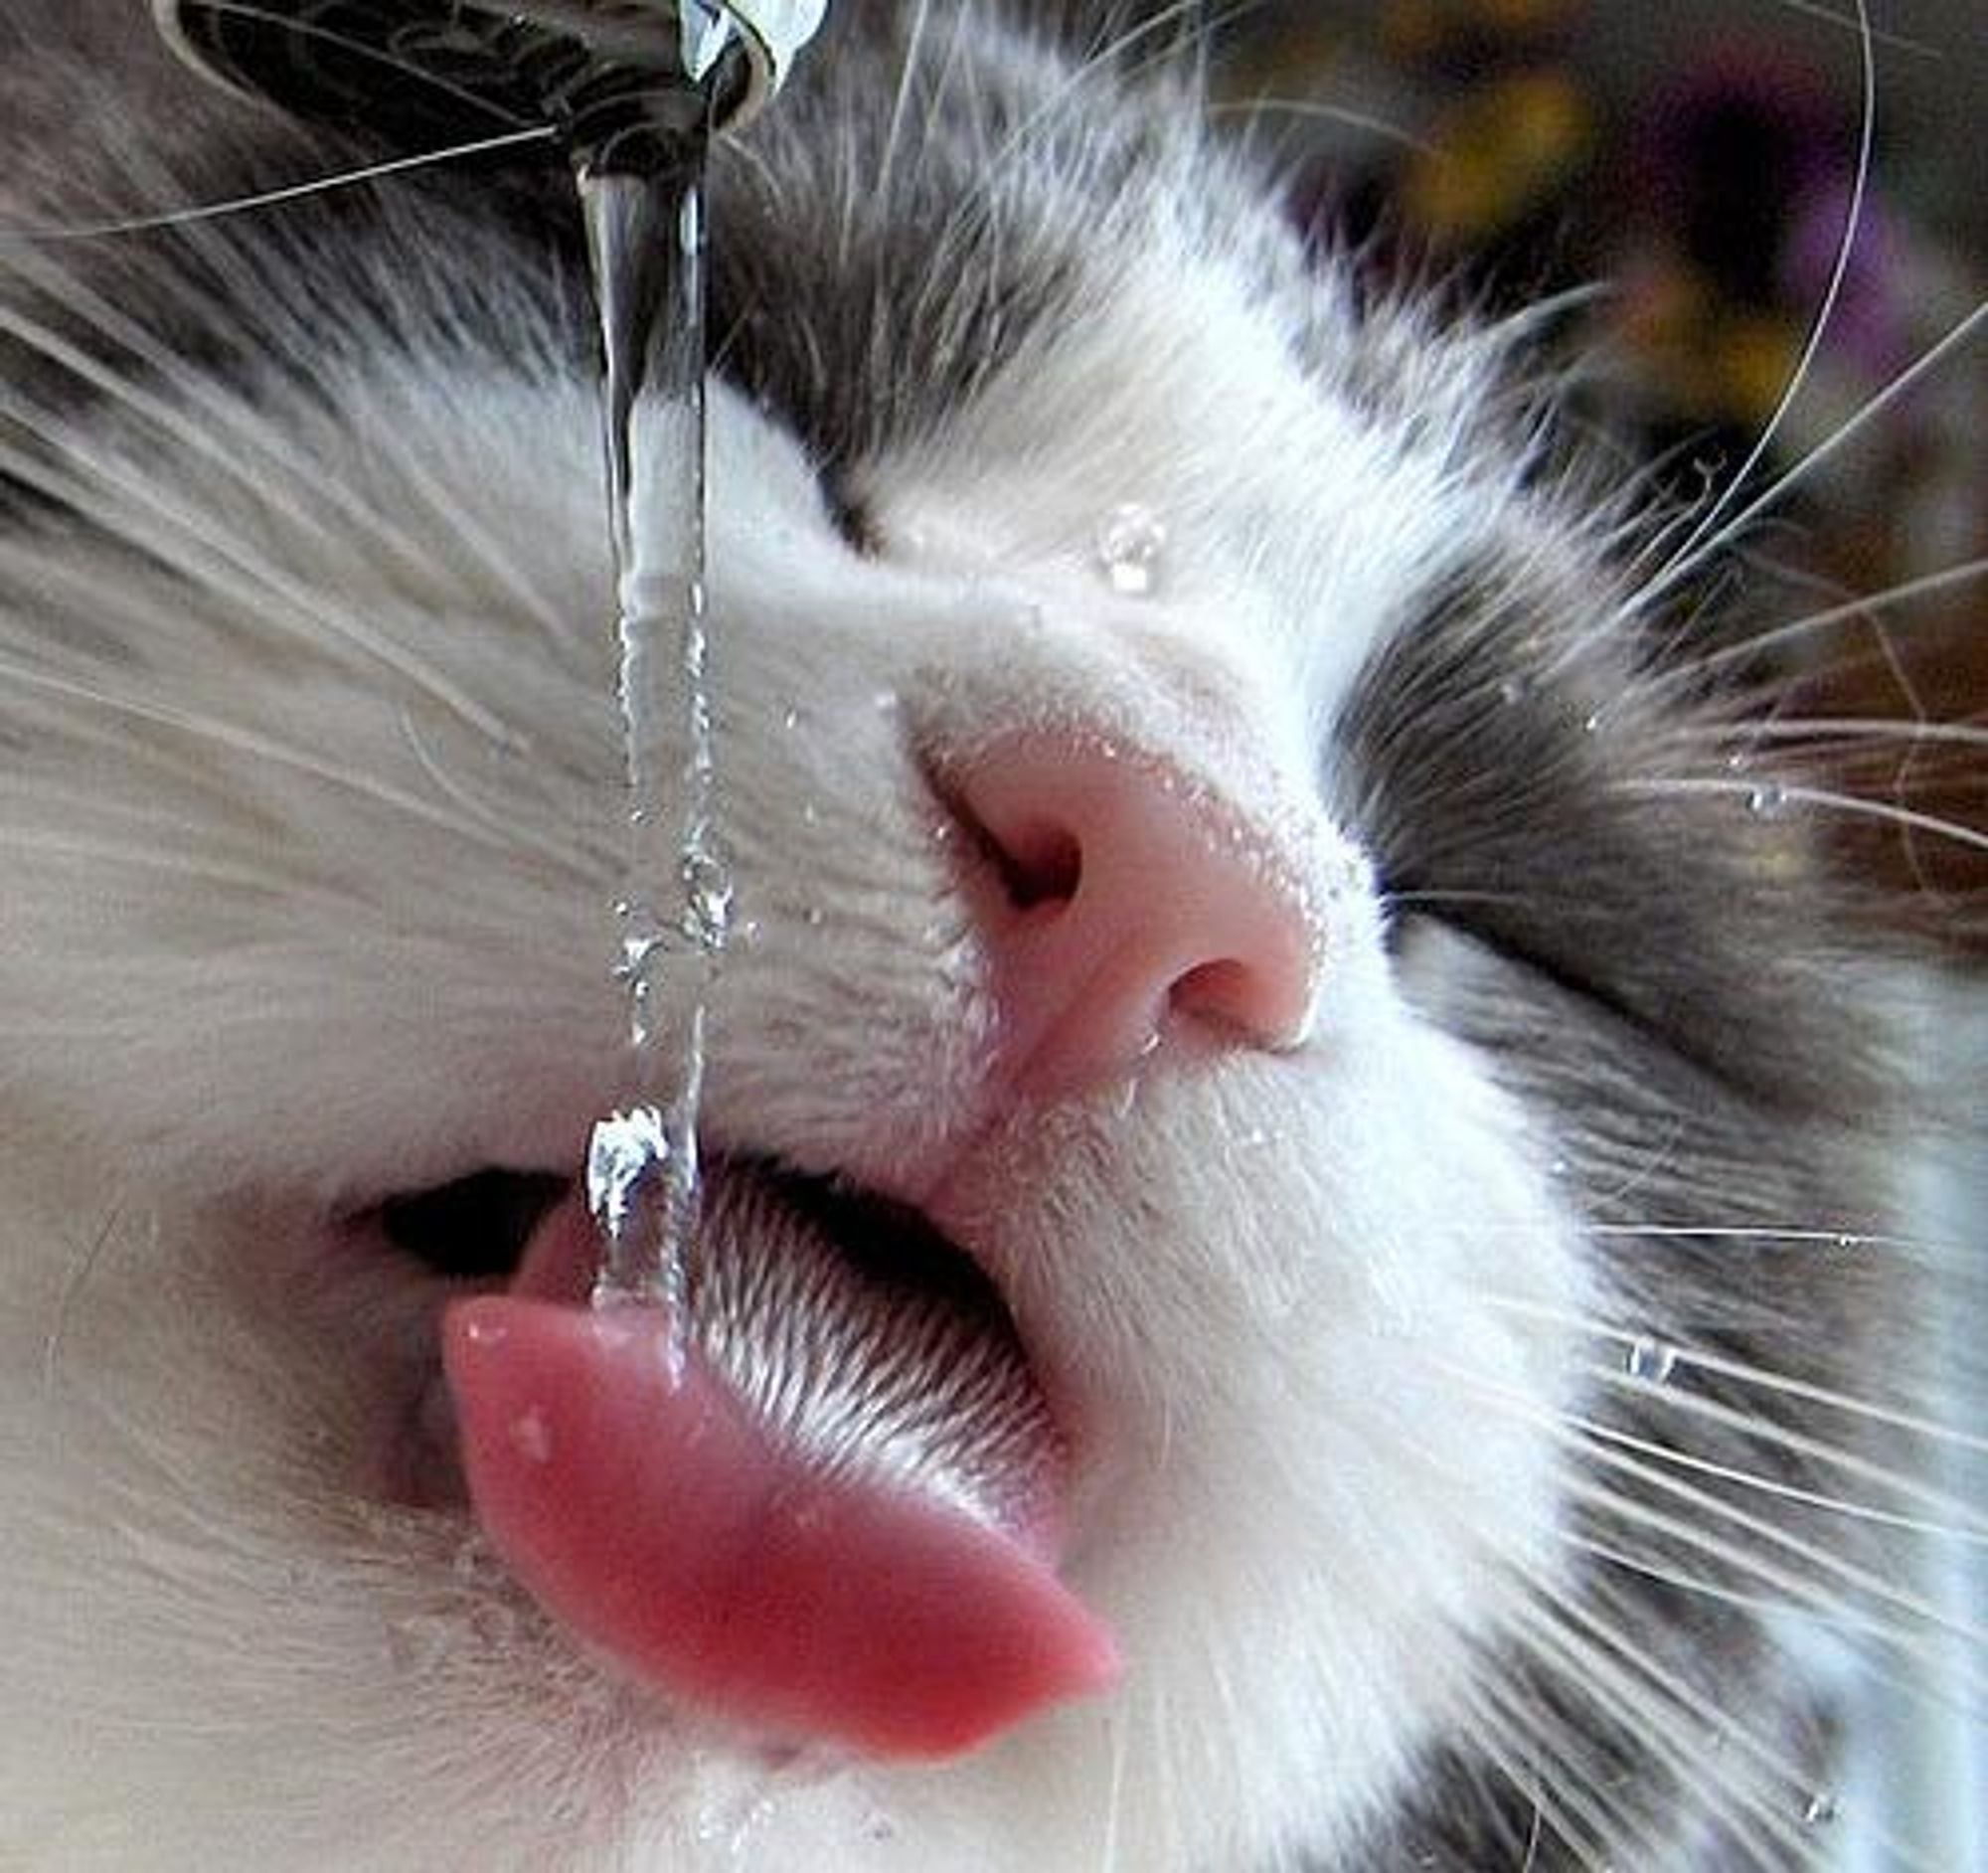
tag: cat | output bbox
[0,2,1975,1867]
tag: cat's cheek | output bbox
[899,985,1585,1858]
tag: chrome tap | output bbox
[152,1,826,172]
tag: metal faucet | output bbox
[151,1,827,173]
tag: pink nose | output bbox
[948,734,1323,1098]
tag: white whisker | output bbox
[1700,716,1988,755]
[1652,557,1988,693]
[1486,1298,1987,1451]
[1205,96,1433,159]
[0,290,523,747]
[1508,1596,1820,1869]
[1563,1407,1987,1546]
[1426,1347,1988,1592]
[0,130,558,243]
[1549,1571,1948,1872]
[394,710,584,876]
[0,654,524,856]
[1636,299,1986,610]
[1456,1676,1646,1869]
[1622,775,1988,852]
[1560,1469,1983,1677]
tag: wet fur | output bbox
[0,3,1970,1868]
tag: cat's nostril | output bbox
[945,734,1325,1098]
[984,816,1082,911]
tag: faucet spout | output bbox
[151,1,828,172]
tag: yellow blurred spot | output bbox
[1713,314,1803,426]
[1407,71,1593,241]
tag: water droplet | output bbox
[614,932,662,984]
[800,800,821,827]
[1498,676,1527,706]
[1802,1790,1840,1827]
[509,1408,553,1464]
[1093,502,1168,596]
[803,906,826,929]
[679,845,735,949]
[384,1612,455,1674]
[1548,1156,1571,1179]
[780,706,802,732]
[1746,781,1788,818]
[1625,1335,1679,1384]
[1581,711,1604,736]
[587,1107,667,1238]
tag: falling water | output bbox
[578,151,731,1357]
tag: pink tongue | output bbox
[441,1266,1116,1761]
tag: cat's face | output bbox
[0,4,1954,1869]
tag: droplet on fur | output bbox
[1625,1335,1679,1385]
[1746,781,1789,819]
[1801,1789,1840,1826]
[803,905,826,929]
[781,706,802,731]
[385,1613,455,1674]
[1094,502,1168,596]
[1498,676,1527,706]
[1581,711,1604,736]
[693,1784,778,1854]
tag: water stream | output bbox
[577,154,731,1362]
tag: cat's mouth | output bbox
[379,1155,1118,1757]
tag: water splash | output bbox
[1625,1334,1680,1385]
[1094,502,1168,596]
